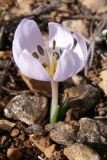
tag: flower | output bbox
[12,18,88,123]
[12,18,88,82]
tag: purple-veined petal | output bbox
[53,49,82,81]
[73,32,88,70]
[17,49,51,81]
[13,19,44,53]
[48,22,74,49]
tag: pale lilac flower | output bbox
[12,19,88,123]
[13,19,88,82]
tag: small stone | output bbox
[44,144,56,158]
[14,139,20,148]
[95,29,107,45]
[45,121,79,146]
[99,110,106,116]
[51,150,65,160]
[7,147,22,160]
[4,93,48,125]
[0,153,5,160]
[0,119,16,132]
[29,134,55,158]
[96,104,107,117]
[64,143,100,160]
[72,75,85,86]
[18,132,25,141]
[98,70,107,95]
[64,84,100,120]
[11,129,19,137]
[0,136,7,145]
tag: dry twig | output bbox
[84,20,107,76]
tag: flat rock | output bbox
[64,143,100,160]
[4,93,48,125]
[64,84,100,120]
[78,118,107,144]
[45,121,79,146]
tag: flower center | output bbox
[32,40,60,78]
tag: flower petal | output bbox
[12,38,22,66]
[13,18,44,52]
[53,49,82,81]
[48,22,74,49]
[73,32,88,70]
[17,49,51,81]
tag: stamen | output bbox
[53,51,59,60]
[53,40,56,50]
[42,63,47,68]
[32,52,39,59]
[37,45,44,55]
[60,49,63,55]
[71,38,77,51]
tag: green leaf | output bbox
[58,98,71,121]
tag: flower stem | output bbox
[50,80,59,123]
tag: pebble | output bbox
[4,93,48,125]
[7,147,22,160]
[18,132,25,141]
[64,143,100,160]
[0,119,16,132]
[0,136,7,145]
[98,70,107,95]
[99,110,106,116]
[29,134,56,158]
[0,153,5,160]
[11,129,19,137]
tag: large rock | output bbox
[77,118,107,144]
[64,143,100,160]
[45,121,79,146]
[64,84,100,120]
[4,93,48,125]
[46,118,107,148]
